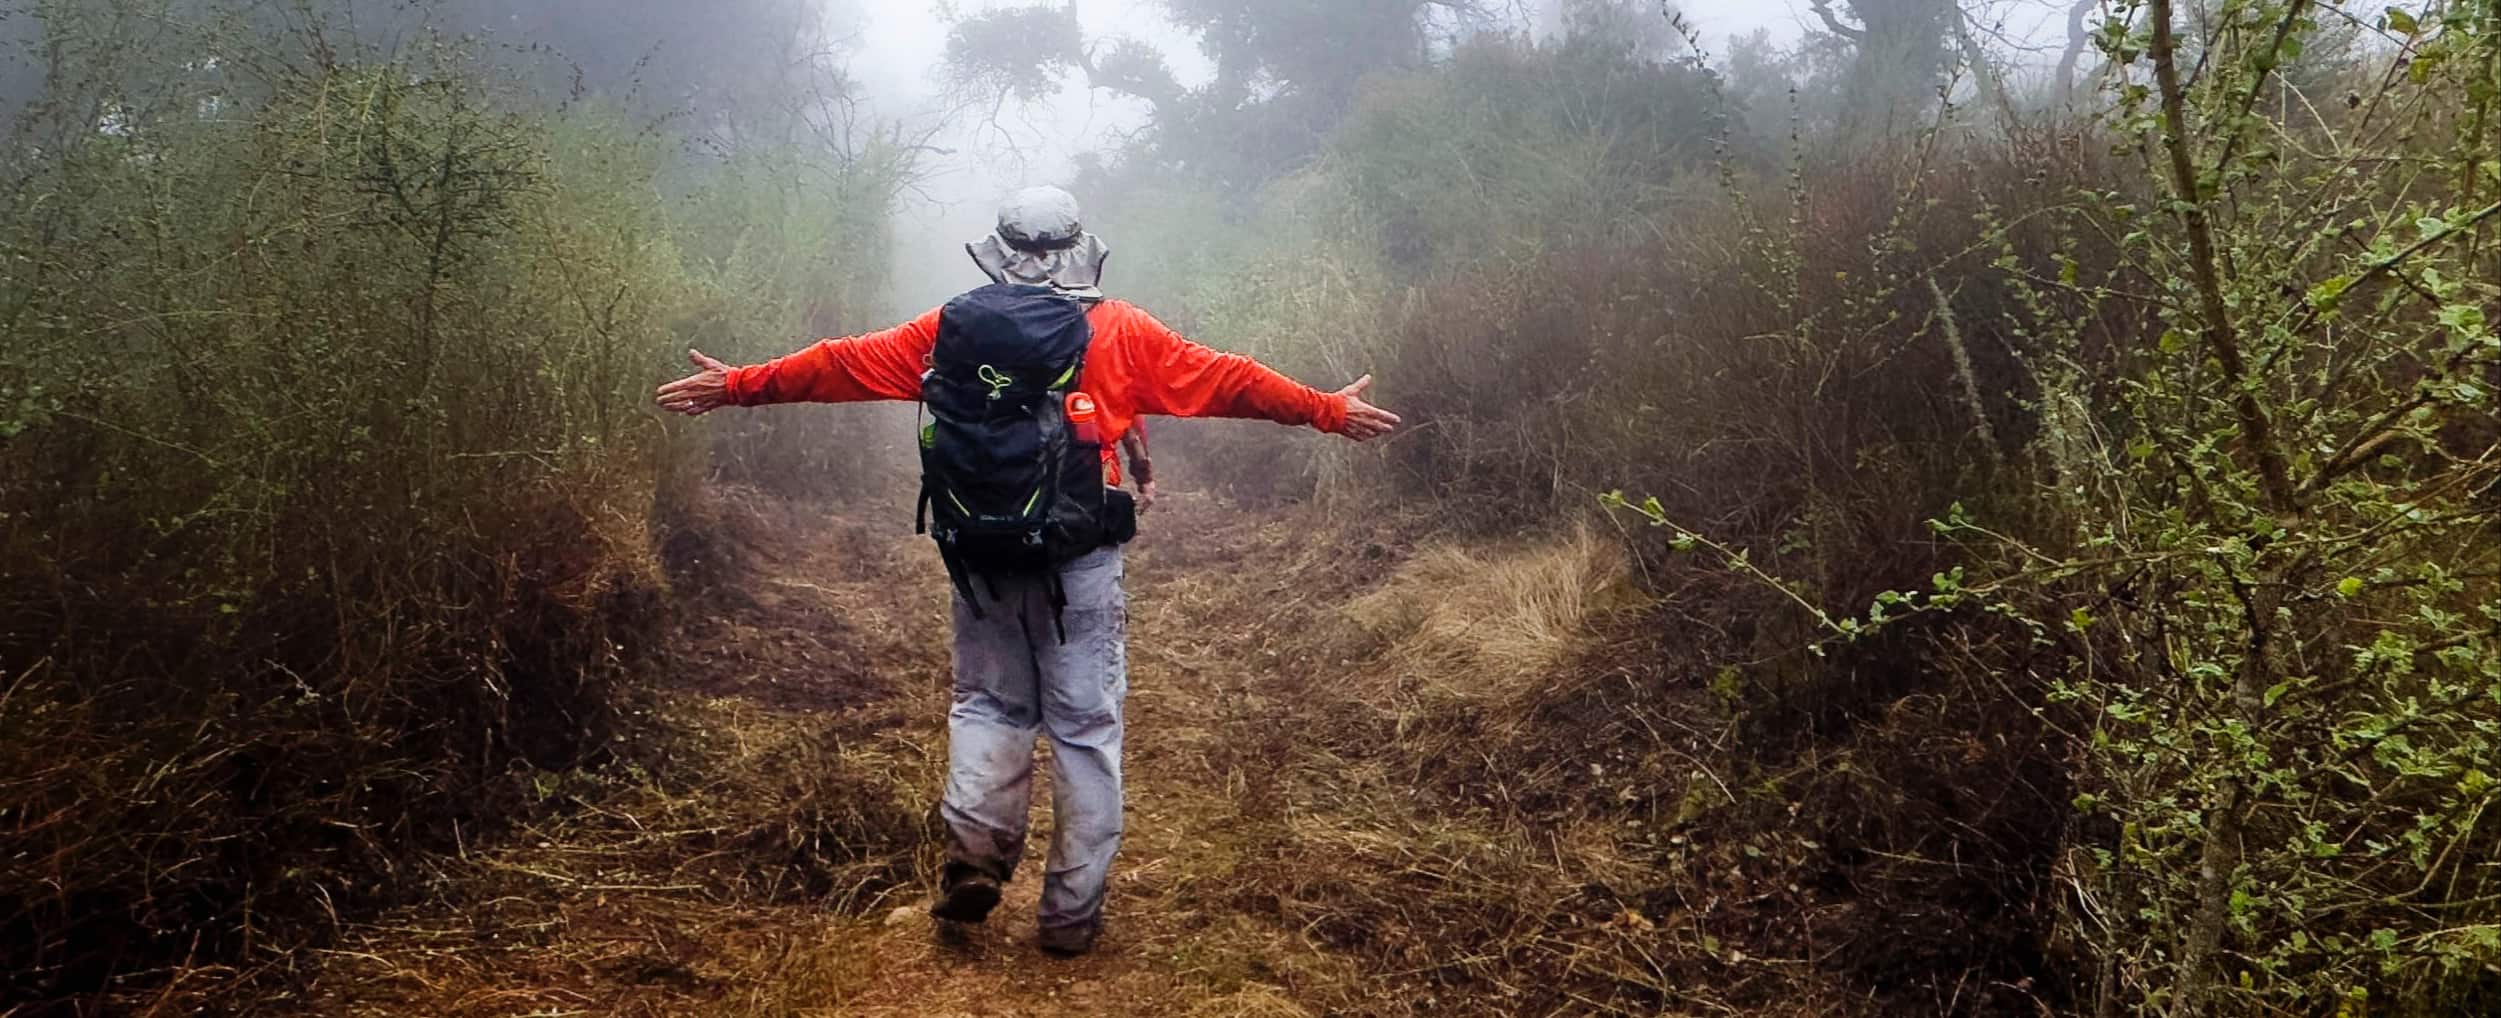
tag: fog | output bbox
[851,1,1824,314]
[14,0,2487,1014]
[851,0,1214,312]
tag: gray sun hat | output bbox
[966,186,1110,302]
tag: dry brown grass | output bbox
[247,495,1381,1016]
[1342,523,1643,706]
[279,688,940,1016]
[1192,500,2061,1016]
[1179,986,1319,1018]
[216,491,2041,1017]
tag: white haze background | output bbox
[845,1,1844,314]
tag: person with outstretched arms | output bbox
[654,187,1398,957]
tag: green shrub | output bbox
[1109,7,2500,1012]
[669,139,914,500]
[1618,3,2501,1012]
[2003,4,2501,1010]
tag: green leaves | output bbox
[0,382,54,439]
[2436,303,2489,341]
[2094,16,2143,63]
[2304,275,2352,314]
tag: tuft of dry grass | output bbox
[1341,524,1643,707]
[1181,985,1320,1018]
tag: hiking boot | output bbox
[1037,918,1102,957]
[929,874,1002,924]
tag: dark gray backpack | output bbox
[915,283,1134,624]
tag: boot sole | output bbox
[1037,923,1100,957]
[929,881,1002,923]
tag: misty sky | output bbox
[846,0,1824,177]
[837,0,2080,314]
[841,0,2075,312]
[847,1,1833,313]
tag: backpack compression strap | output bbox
[920,483,988,617]
[937,542,984,620]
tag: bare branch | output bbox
[2147,0,2300,515]
[2055,0,2099,106]
[1807,0,1867,42]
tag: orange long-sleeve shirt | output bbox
[723,300,1350,441]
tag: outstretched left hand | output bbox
[656,348,734,416]
[1334,374,1401,442]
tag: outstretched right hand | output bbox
[1334,374,1401,442]
[655,349,734,416]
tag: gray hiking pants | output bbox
[937,546,1127,933]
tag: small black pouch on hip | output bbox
[1101,487,1138,546]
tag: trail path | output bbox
[803,494,1366,1016]
[310,494,1400,1017]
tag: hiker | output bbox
[652,186,1398,956]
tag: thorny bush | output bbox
[1622,1,2501,1012]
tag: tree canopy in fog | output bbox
[944,0,1483,187]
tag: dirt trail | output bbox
[303,493,1404,1017]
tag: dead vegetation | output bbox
[0,440,2078,1017]
[0,3,904,1005]
[163,493,1670,1016]
[1338,524,1645,707]
[1154,494,2067,1016]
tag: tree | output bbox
[2053,0,2101,105]
[1803,0,2009,130]
[373,0,866,141]
[1560,0,1683,63]
[1,0,873,143]
[943,0,1483,190]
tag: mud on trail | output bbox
[290,489,1957,1017]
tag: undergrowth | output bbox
[0,1,902,1007]
[1099,4,2501,1014]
